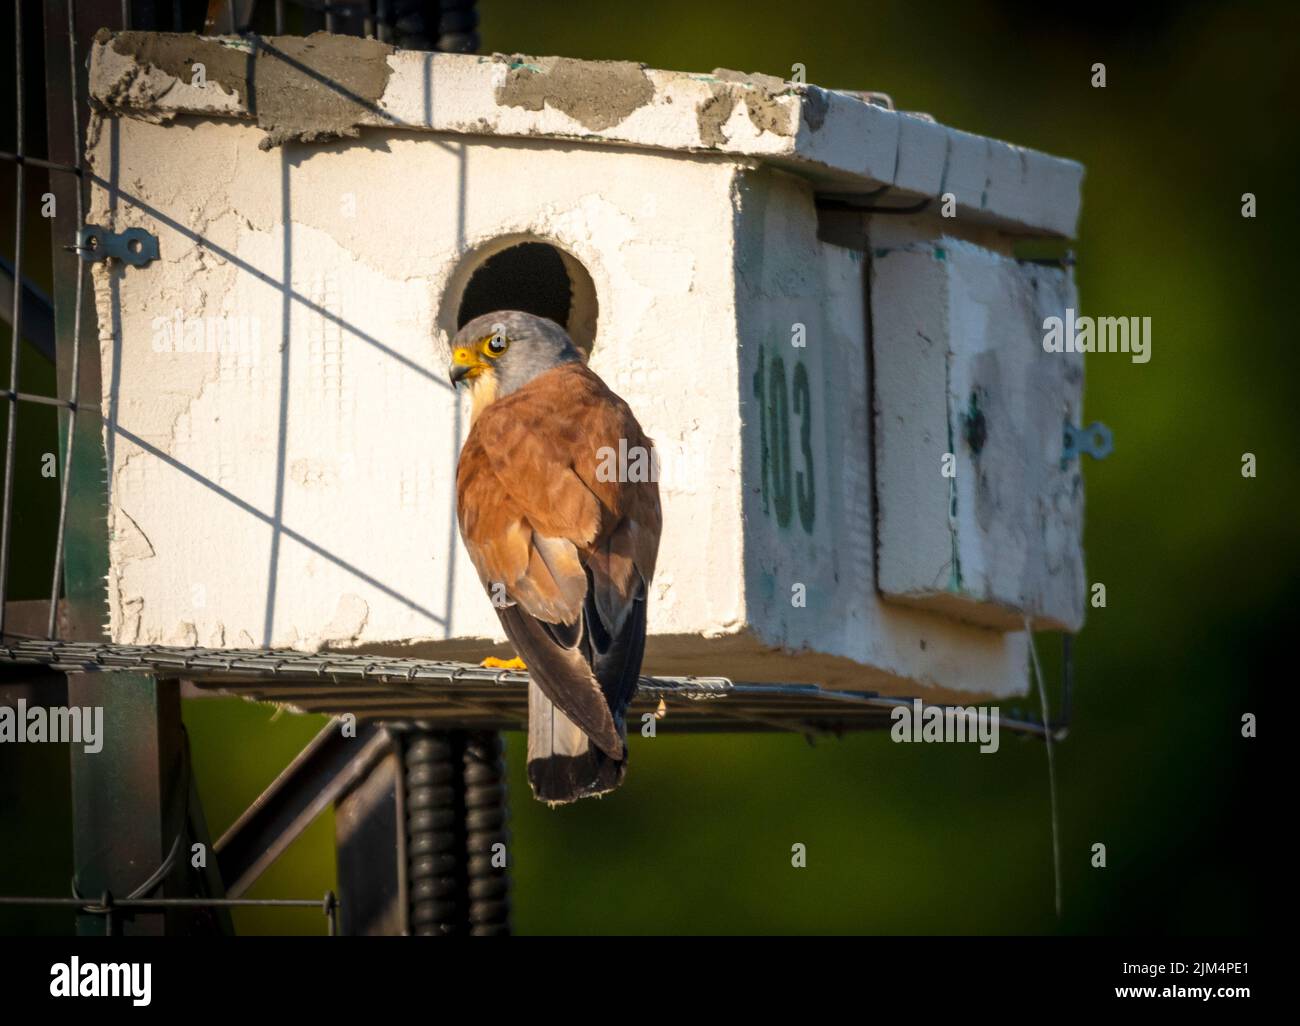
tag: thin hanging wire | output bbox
[1026,616,1062,919]
[0,0,27,637]
[48,0,88,640]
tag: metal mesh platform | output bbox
[0,637,1059,738]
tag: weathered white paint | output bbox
[732,169,1029,697]
[871,230,1085,631]
[83,32,1088,700]
[89,34,1083,237]
[89,119,744,656]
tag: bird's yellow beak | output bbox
[450,346,486,386]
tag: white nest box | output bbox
[85,32,1087,701]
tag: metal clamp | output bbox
[77,225,159,267]
[1062,421,1113,464]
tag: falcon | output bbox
[450,310,661,805]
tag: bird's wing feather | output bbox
[457,363,660,765]
[496,601,623,758]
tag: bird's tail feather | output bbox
[526,681,626,805]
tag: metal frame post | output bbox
[68,674,230,935]
[39,0,221,935]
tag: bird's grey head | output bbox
[449,310,584,402]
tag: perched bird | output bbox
[451,311,661,805]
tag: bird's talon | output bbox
[481,656,527,670]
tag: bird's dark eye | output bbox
[485,334,508,356]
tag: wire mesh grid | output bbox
[0,889,340,935]
[0,638,1066,739]
[1,0,86,644]
[0,1,1067,745]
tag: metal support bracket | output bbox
[1062,421,1113,465]
[77,225,159,267]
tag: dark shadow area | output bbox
[457,242,572,330]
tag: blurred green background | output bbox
[1,0,1287,934]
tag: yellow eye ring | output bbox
[484,334,509,357]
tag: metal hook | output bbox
[1062,421,1113,464]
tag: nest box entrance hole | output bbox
[453,240,598,357]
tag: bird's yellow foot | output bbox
[480,656,527,670]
